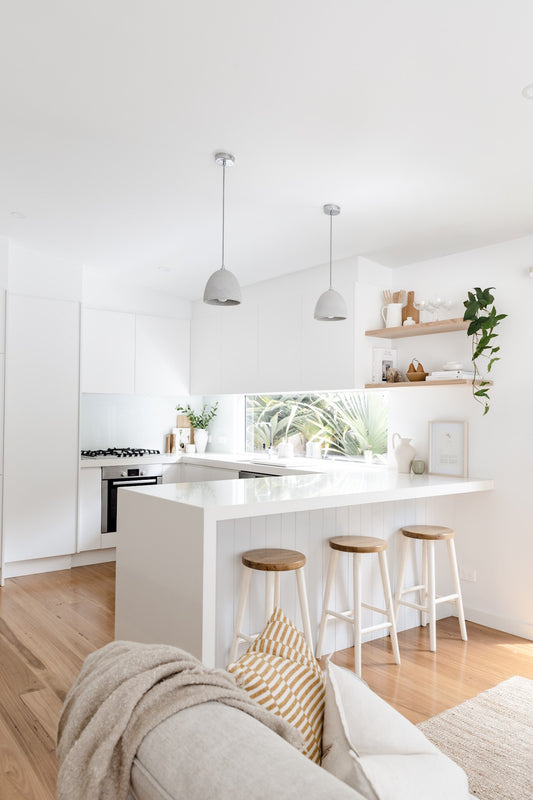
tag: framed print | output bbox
[428,420,468,477]
[372,347,398,383]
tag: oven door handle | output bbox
[112,479,158,486]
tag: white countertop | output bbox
[124,468,493,521]
[80,451,334,473]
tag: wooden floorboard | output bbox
[0,561,531,798]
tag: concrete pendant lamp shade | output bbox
[203,152,242,306]
[203,267,242,305]
[314,287,348,320]
[314,204,347,321]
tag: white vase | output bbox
[194,428,208,454]
[392,433,415,474]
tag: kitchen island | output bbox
[115,467,493,667]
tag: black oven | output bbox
[101,464,163,533]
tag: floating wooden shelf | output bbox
[365,318,468,339]
[364,379,493,389]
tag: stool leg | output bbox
[394,534,410,623]
[265,572,275,623]
[295,567,314,652]
[427,540,437,652]
[229,565,252,663]
[421,540,428,627]
[353,553,363,677]
[447,539,468,642]
[378,551,401,665]
[274,572,281,609]
[316,549,339,658]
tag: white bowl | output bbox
[443,361,463,371]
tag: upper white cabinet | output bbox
[135,315,189,396]
[81,309,135,394]
[3,294,80,562]
[82,308,190,396]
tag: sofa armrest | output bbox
[131,701,363,800]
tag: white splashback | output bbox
[80,393,198,451]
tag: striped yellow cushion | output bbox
[227,608,325,763]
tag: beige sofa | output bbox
[127,701,363,800]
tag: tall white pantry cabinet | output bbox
[3,294,80,566]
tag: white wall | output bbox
[387,235,533,639]
[82,272,191,319]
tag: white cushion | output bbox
[321,661,470,800]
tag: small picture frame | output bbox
[428,420,468,478]
[372,347,398,383]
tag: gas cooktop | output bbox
[81,448,161,459]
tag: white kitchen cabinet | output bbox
[3,294,80,563]
[78,467,102,552]
[81,308,135,394]
[135,315,189,396]
[181,464,239,482]
[162,463,182,484]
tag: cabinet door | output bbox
[78,468,102,552]
[162,463,182,484]
[81,308,135,394]
[135,315,190,396]
[181,464,239,482]
[4,294,80,562]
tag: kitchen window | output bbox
[245,391,388,460]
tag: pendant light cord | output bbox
[221,160,226,270]
[329,211,333,289]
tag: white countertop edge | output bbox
[122,472,494,520]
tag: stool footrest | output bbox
[434,593,460,605]
[361,602,389,615]
[324,609,353,622]
[398,593,460,613]
[398,584,425,596]
[361,621,393,635]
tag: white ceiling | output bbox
[2,1,533,299]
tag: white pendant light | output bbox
[203,152,242,306]
[314,204,347,321]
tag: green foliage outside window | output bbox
[245,391,388,458]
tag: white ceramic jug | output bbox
[392,433,415,473]
[381,303,403,328]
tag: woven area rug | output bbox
[417,676,533,800]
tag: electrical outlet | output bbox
[459,566,477,582]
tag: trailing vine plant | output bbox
[463,287,506,415]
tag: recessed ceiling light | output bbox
[9,211,26,220]
[522,84,533,99]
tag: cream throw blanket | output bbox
[56,640,303,800]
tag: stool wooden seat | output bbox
[229,548,313,663]
[401,525,455,541]
[242,548,306,571]
[395,524,467,652]
[316,536,400,677]
[329,535,387,553]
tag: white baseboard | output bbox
[463,606,533,642]
[3,548,116,579]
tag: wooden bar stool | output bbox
[394,525,467,652]
[316,536,401,677]
[228,548,313,663]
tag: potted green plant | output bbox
[463,287,506,415]
[176,402,218,453]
